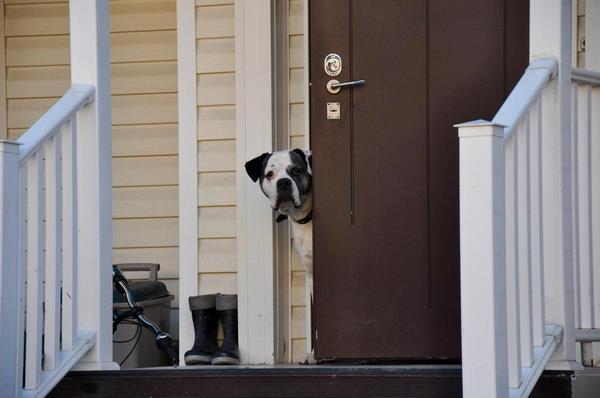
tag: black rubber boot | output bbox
[184,294,218,365]
[212,294,240,365]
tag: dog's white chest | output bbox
[291,222,313,275]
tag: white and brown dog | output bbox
[245,149,313,277]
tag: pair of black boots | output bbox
[184,294,239,365]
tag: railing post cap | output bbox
[455,120,506,138]
[0,140,22,154]
[529,57,558,78]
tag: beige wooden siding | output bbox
[288,0,308,363]
[195,0,237,297]
[3,0,180,335]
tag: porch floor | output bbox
[49,365,573,398]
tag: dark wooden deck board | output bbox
[49,367,572,398]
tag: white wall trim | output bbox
[176,0,198,366]
[587,0,600,70]
[235,0,276,364]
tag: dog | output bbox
[245,149,313,277]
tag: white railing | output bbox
[571,67,600,365]
[0,85,98,398]
[457,58,566,398]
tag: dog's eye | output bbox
[266,171,274,180]
[291,168,302,176]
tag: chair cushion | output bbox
[113,280,170,304]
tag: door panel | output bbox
[310,0,528,360]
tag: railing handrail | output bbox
[492,58,557,140]
[17,84,95,165]
[572,67,600,86]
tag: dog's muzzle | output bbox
[275,178,296,208]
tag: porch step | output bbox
[49,366,572,398]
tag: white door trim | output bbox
[235,0,276,364]
[176,0,199,366]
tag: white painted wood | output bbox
[571,85,582,328]
[43,135,62,371]
[15,168,26,398]
[25,153,44,390]
[456,121,508,398]
[531,0,577,365]
[505,135,522,388]
[61,119,77,351]
[591,86,600,330]
[69,0,116,370]
[572,68,600,85]
[517,118,534,367]
[15,85,94,165]
[235,0,276,364]
[586,0,600,71]
[0,141,21,397]
[529,99,546,348]
[176,0,198,366]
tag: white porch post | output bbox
[457,121,508,398]
[69,0,116,370]
[0,141,21,396]
[530,0,577,366]
[235,0,276,364]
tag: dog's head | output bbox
[245,149,312,215]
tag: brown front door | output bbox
[310,0,528,360]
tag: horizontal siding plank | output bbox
[196,0,232,6]
[198,172,235,206]
[289,35,303,69]
[113,217,178,248]
[113,247,179,278]
[197,105,235,140]
[196,37,234,73]
[112,61,177,94]
[291,271,306,307]
[6,36,69,67]
[290,135,305,150]
[291,306,306,339]
[7,97,56,128]
[5,3,68,36]
[8,129,25,141]
[113,155,178,187]
[289,0,304,36]
[291,338,308,363]
[197,140,235,172]
[198,272,237,295]
[112,124,178,157]
[113,93,178,125]
[197,72,235,106]
[113,186,178,218]
[291,241,304,271]
[6,65,69,98]
[111,30,177,63]
[198,206,236,238]
[110,0,176,33]
[198,238,236,273]
[5,0,67,4]
[289,103,304,136]
[289,68,304,103]
[195,5,234,39]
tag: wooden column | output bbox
[69,0,117,370]
[457,121,509,398]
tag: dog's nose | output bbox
[277,178,292,189]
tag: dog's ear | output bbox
[245,152,271,182]
[292,148,312,175]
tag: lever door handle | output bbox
[327,79,366,94]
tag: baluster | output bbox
[61,118,77,351]
[590,84,600,330]
[530,98,545,347]
[571,84,582,329]
[43,135,62,370]
[517,117,533,367]
[506,134,522,388]
[24,153,44,390]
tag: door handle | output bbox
[327,79,366,94]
